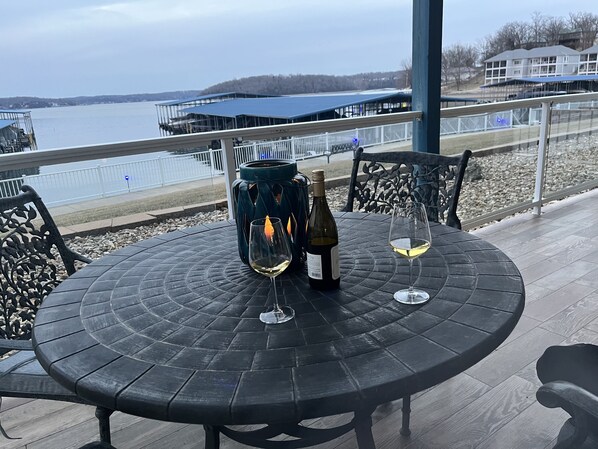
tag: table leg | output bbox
[96,406,114,444]
[354,409,376,449]
[203,424,220,449]
[400,395,411,436]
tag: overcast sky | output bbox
[0,0,592,98]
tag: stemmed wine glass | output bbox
[249,216,294,324]
[388,202,432,305]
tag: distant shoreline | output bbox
[0,91,199,110]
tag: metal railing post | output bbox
[253,142,259,160]
[158,157,165,186]
[533,101,552,216]
[221,138,237,220]
[208,148,216,177]
[291,137,296,160]
[96,166,106,198]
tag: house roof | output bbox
[580,44,598,54]
[485,45,580,62]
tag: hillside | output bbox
[201,72,407,95]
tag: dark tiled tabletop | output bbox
[33,212,524,425]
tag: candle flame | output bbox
[287,217,292,236]
[264,215,274,241]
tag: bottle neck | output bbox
[312,181,325,198]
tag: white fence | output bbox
[1,100,596,206]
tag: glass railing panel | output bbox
[0,146,227,233]
[443,110,541,224]
[544,101,598,197]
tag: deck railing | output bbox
[1,93,597,226]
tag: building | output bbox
[156,93,271,136]
[579,45,598,75]
[156,90,475,136]
[0,110,37,154]
[484,45,580,85]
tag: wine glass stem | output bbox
[408,259,414,297]
[271,276,283,313]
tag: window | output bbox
[513,60,521,65]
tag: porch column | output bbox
[412,0,443,154]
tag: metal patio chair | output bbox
[0,185,115,448]
[342,147,472,435]
[342,148,472,229]
[537,344,598,449]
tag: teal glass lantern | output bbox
[233,160,309,271]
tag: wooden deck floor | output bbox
[2,189,598,449]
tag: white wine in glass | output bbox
[389,202,432,305]
[249,216,294,324]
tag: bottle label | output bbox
[306,245,340,280]
[307,252,323,280]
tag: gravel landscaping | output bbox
[65,136,597,262]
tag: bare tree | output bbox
[400,58,412,89]
[482,20,533,59]
[541,16,568,45]
[530,12,546,45]
[442,44,479,90]
[569,12,598,48]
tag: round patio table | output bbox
[33,212,524,449]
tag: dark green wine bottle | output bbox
[306,170,340,290]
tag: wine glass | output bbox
[388,202,432,305]
[249,216,294,324]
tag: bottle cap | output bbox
[312,170,324,182]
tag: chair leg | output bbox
[95,407,114,445]
[400,395,411,437]
[354,409,376,449]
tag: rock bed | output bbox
[66,138,597,262]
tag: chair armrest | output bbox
[537,381,598,419]
[72,250,93,265]
[66,248,93,265]
[0,340,33,355]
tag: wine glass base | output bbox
[260,306,295,324]
[394,289,430,305]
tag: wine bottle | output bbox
[306,170,340,290]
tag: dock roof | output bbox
[0,119,16,130]
[182,92,408,119]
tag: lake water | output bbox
[8,102,220,205]
[29,102,166,174]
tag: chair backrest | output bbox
[343,148,472,229]
[0,185,86,340]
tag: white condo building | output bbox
[484,45,581,84]
[579,45,598,75]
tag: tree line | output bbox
[440,11,598,90]
[201,72,409,96]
